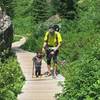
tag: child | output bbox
[32,50,43,78]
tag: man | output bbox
[42,25,62,78]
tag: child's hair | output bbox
[36,49,42,54]
[36,49,45,57]
[36,49,44,57]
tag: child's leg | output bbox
[46,50,52,75]
[38,67,41,76]
[35,68,38,77]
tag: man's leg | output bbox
[46,50,51,75]
[47,57,51,75]
[53,63,58,77]
[53,50,58,78]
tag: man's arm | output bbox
[42,32,48,52]
[43,42,47,49]
[42,42,47,53]
[54,43,61,52]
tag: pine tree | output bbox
[51,0,76,19]
[0,0,14,17]
[32,0,48,24]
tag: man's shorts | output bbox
[46,49,59,65]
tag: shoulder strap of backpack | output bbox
[55,32,58,46]
[47,32,49,43]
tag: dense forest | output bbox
[0,0,100,100]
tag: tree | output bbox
[0,0,14,17]
[32,0,48,24]
[51,0,76,19]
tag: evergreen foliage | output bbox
[51,0,76,19]
[0,0,14,17]
[32,0,48,24]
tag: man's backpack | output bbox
[53,24,60,32]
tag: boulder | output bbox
[0,7,13,52]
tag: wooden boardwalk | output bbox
[12,37,64,100]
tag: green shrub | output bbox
[22,23,48,51]
[57,23,100,99]
[0,55,25,100]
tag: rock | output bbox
[44,14,61,27]
[0,11,11,33]
[0,7,13,52]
